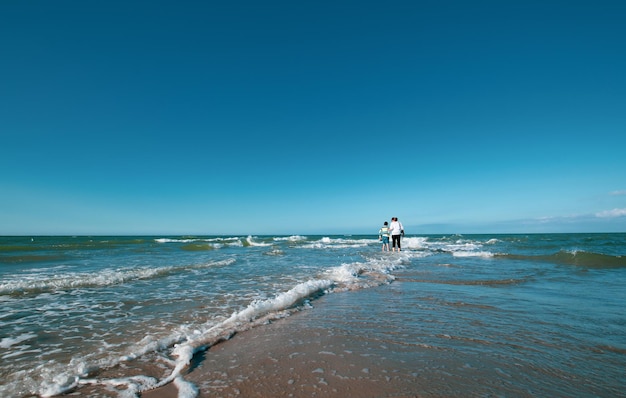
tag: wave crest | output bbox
[0,259,236,296]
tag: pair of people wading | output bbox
[379,217,404,252]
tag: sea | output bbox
[0,233,624,397]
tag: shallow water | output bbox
[1,233,624,397]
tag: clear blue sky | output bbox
[1,0,625,235]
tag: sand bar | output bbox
[142,291,428,398]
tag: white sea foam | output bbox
[38,278,337,398]
[401,237,429,249]
[174,376,199,398]
[128,279,336,394]
[264,249,284,256]
[449,242,482,251]
[452,251,494,258]
[245,236,272,247]
[418,237,489,255]
[155,238,198,243]
[222,279,333,325]
[155,237,243,246]
[0,259,236,295]
[274,235,307,242]
[321,253,411,291]
[0,332,37,349]
[39,373,79,398]
[301,236,373,249]
[324,263,361,283]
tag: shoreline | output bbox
[142,290,427,398]
[3,234,623,398]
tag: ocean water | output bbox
[0,233,624,397]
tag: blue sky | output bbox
[1,0,625,235]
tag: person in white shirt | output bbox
[389,217,404,252]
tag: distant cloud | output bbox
[609,190,626,196]
[532,214,581,223]
[533,217,555,224]
[416,210,626,233]
[596,208,626,218]
[532,216,569,224]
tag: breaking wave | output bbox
[0,259,236,296]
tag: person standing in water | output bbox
[378,221,390,252]
[389,217,404,252]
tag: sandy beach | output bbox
[143,289,429,398]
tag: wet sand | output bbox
[142,291,428,398]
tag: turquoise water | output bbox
[1,234,625,397]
